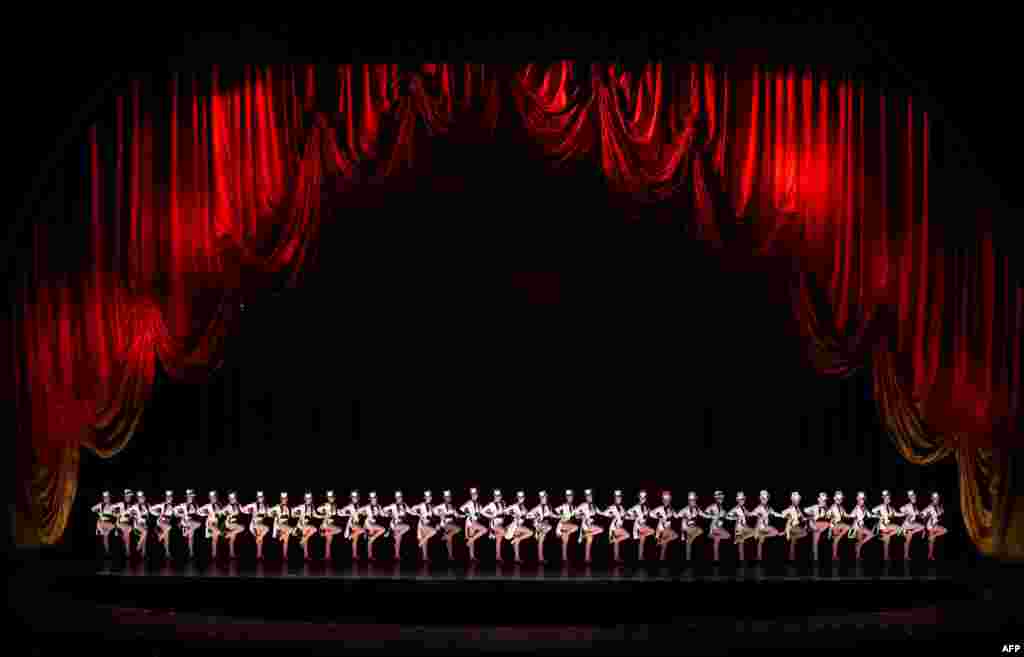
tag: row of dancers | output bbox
[91,488,949,563]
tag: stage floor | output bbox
[13,554,1020,654]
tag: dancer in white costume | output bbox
[480,489,509,562]
[827,491,852,561]
[804,492,831,561]
[700,490,729,563]
[627,490,655,561]
[504,491,534,563]
[148,491,177,559]
[338,491,366,560]
[270,493,296,559]
[116,489,135,558]
[871,490,901,561]
[409,490,439,561]
[648,491,678,562]
[849,492,875,561]
[726,491,756,563]
[921,492,947,561]
[382,491,413,561]
[222,492,246,560]
[460,488,488,562]
[242,491,272,560]
[318,491,344,560]
[749,490,785,562]
[174,490,203,559]
[676,492,705,562]
[128,491,152,560]
[780,492,809,562]
[899,490,926,561]
[294,492,324,561]
[554,490,580,563]
[434,490,464,560]
[599,490,630,563]
[575,489,604,564]
[197,491,224,559]
[526,491,558,564]
[358,492,388,561]
[90,491,119,557]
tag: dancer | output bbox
[358,491,388,561]
[700,490,729,563]
[434,490,464,561]
[849,492,875,561]
[116,489,136,558]
[316,490,343,560]
[575,489,605,564]
[649,491,678,562]
[749,490,785,562]
[481,489,508,562]
[504,491,534,563]
[129,491,151,560]
[198,491,224,559]
[338,491,367,561]
[382,491,412,561]
[627,490,655,561]
[899,490,926,561]
[296,492,322,561]
[459,488,488,562]
[827,491,852,560]
[804,492,831,562]
[726,491,757,563]
[526,491,558,564]
[676,492,704,562]
[555,490,580,563]
[870,490,902,561]
[148,490,177,559]
[242,491,272,561]
[921,492,947,561]
[780,492,809,562]
[174,489,203,559]
[599,490,631,563]
[270,492,295,560]
[222,492,246,559]
[91,491,119,557]
[91,491,119,554]
[409,490,438,561]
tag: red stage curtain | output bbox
[12,64,1022,557]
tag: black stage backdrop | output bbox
[69,127,965,558]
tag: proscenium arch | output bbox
[9,60,1024,552]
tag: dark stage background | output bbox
[68,134,965,558]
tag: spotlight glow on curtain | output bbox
[11,63,1022,559]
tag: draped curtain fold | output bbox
[12,63,1021,557]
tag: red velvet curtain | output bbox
[13,64,1022,557]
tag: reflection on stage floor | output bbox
[94,560,956,582]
